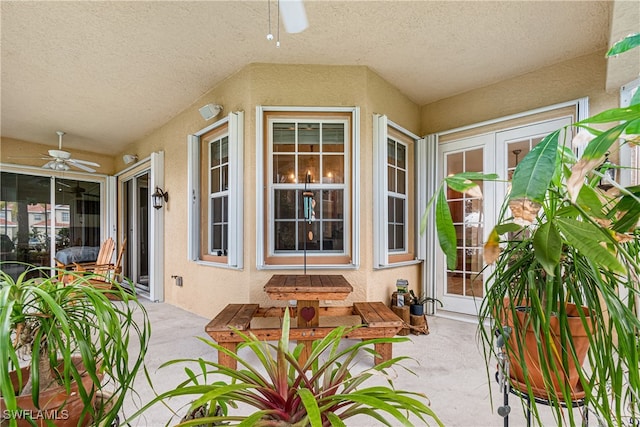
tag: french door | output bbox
[436,117,572,316]
[121,170,150,292]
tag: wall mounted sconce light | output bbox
[199,103,223,120]
[152,186,169,209]
[123,154,138,165]
[598,154,617,190]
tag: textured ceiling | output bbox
[1,1,613,155]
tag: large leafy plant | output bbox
[130,309,441,427]
[423,34,640,425]
[0,263,151,427]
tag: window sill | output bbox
[374,258,422,270]
[257,263,359,271]
[194,259,242,270]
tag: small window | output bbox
[188,112,244,268]
[373,115,417,267]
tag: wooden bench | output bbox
[205,302,403,369]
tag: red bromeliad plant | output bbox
[129,309,442,427]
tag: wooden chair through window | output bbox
[55,237,115,272]
[75,238,127,287]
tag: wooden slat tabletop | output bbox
[264,274,353,301]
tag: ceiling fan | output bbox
[42,131,100,173]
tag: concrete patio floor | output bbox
[121,301,579,426]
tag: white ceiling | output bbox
[1,1,613,155]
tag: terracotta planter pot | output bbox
[503,302,593,399]
[0,358,100,427]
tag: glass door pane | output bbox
[123,171,150,292]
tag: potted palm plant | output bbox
[128,309,442,427]
[424,34,640,425]
[0,263,151,427]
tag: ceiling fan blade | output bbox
[279,0,308,33]
[66,161,96,173]
[70,158,100,167]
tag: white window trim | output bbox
[387,138,409,254]
[256,106,360,270]
[187,111,244,269]
[373,115,422,269]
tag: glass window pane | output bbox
[221,165,228,191]
[388,224,395,250]
[273,123,295,152]
[387,140,396,165]
[210,139,220,167]
[298,155,320,183]
[297,221,320,250]
[447,152,464,175]
[446,271,464,296]
[298,123,320,150]
[322,123,345,152]
[322,221,343,250]
[322,190,342,219]
[397,170,406,194]
[447,200,463,223]
[387,197,395,222]
[274,190,297,219]
[466,148,483,172]
[212,197,222,223]
[212,224,222,251]
[210,168,220,193]
[273,155,295,183]
[395,198,404,223]
[395,225,404,250]
[222,196,228,222]
[221,136,228,164]
[275,221,296,250]
[387,166,395,192]
[397,143,406,169]
[322,155,344,183]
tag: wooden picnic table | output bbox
[264,274,353,361]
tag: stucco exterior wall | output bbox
[120,64,423,319]
[420,51,618,135]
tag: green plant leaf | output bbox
[577,104,640,125]
[556,217,625,273]
[606,32,640,56]
[581,121,634,161]
[510,130,559,206]
[532,221,562,276]
[298,387,322,427]
[435,186,457,270]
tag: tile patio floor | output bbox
[121,301,581,427]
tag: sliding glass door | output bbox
[0,170,104,278]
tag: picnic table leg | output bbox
[374,342,392,366]
[217,342,238,369]
[297,300,319,366]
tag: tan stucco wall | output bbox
[2,53,620,320]
[420,51,618,135]
[118,64,423,319]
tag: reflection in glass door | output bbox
[122,172,150,292]
[437,141,488,316]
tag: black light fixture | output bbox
[598,154,617,190]
[152,187,169,209]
